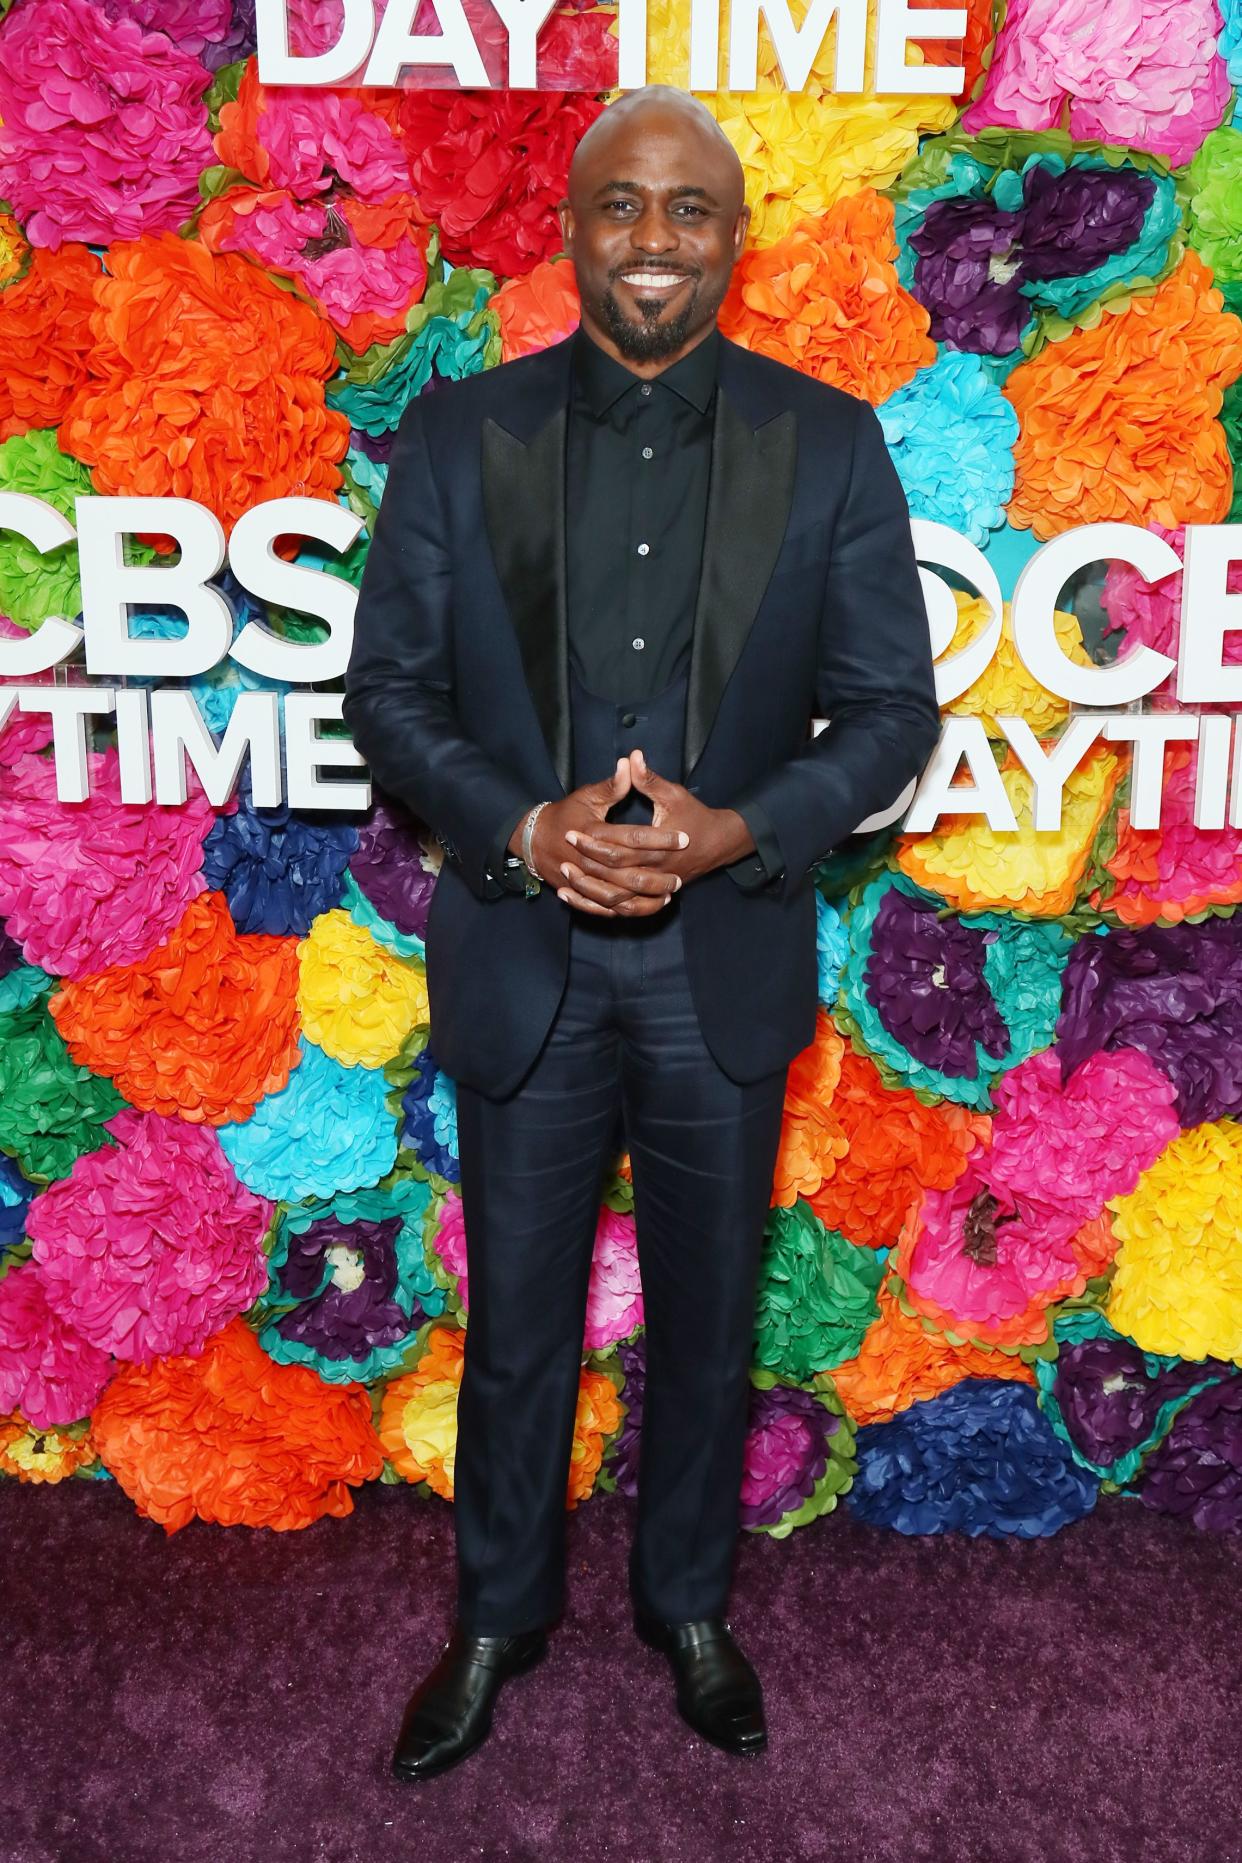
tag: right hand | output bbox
[516,760,686,918]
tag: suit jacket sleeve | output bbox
[724,396,942,895]
[342,398,537,903]
[723,797,784,890]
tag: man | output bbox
[342,83,941,1781]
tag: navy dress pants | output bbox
[451,897,790,1636]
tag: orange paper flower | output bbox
[0,240,101,440]
[92,1316,384,1533]
[50,892,302,1124]
[59,231,349,553]
[719,191,935,401]
[773,1010,848,1207]
[1003,252,1242,539]
[826,1284,1037,1426]
[809,1047,988,1249]
[492,256,581,361]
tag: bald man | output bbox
[344,84,941,1782]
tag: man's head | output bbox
[558,86,750,371]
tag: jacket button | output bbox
[621,711,638,727]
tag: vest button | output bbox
[621,711,638,727]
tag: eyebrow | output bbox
[593,180,720,204]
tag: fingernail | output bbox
[560,862,570,876]
[565,831,578,845]
[557,889,569,901]
[673,875,682,890]
[677,832,689,847]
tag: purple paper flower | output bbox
[272,1214,411,1362]
[910,165,1156,355]
[0,925,23,981]
[1053,1335,1221,1473]
[603,1337,646,1496]
[1056,919,1242,1127]
[1140,1377,1242,1532]
[865,883,1007,1076]
[349,793,437,940]
[740,1381,849,1531]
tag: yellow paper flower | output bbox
[639,1,955,246]
[1107,1121,1242,1364]
[379,1324,624,1508]
[897,744,1124,916]
[297,909,428,1069]
[946,593,1091,737]
[0,1413,97,1482]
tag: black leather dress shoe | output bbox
[633,1606,767,1755]
[391,1624,548,1782]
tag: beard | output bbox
[596,276,707,363]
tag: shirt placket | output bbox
[627,383,658,695]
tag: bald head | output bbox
[557,86,751,370]
[568,86,746,216]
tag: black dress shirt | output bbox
[487,322,784,893]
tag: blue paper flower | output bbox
[0,1152,33,1255]
[877,352,1018,543]
[849,1382,1101,1537]
[218,1037,398,1200]
[203,767,357,935]
[126,566,292,735]
[816,893,850,1004]
[399,1038,459,1183]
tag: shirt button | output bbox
[642,446,653,460]
[640,384,652,396]
[621,711,638,726]
[632,637,645,650]
[636,542,650,556]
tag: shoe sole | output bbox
[390,1638,549,1784]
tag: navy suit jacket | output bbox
[342,327,942,1097]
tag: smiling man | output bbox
[343,83,941,1782]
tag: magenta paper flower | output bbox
[1101,522,1242,711]
[582,1209,643,1353]
[26,1107,272,1365]
[961,0,1231,169]
[0,618,54,767]
[0,1260,114,1427]
[893,1049,1179,1343]
[216,67,408,204]
[201,187,429,339]
[0,0,215,249]
[987,1049,1181,1228]
[99,0,243,70]
[0,747,217,980]
[431,1196,643,1352]
[1092,740,1242,927]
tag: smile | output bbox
[618,272,691,293]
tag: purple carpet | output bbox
[4,1479,1240,1863]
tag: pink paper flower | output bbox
[0,747,217,980]
[0,0,215,249]
[0,1260,114,1427]
[432,1195,643,1351]
[0,618,54,766]
[893,1049,1179,1344]
[1101,522,1242,710]
[961,0,1231,168]
[214,62,409,204]
[1092,741,1242,926]
[583,1209,643,1353]
[26,1107,272,1365]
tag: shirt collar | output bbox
[571,320,720,417]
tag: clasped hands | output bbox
[519,748,756,918]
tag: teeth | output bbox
[622,274,686,288]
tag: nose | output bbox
[628,202,681,256]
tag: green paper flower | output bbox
[0,973,127,1182]
[753,1200,886,1380]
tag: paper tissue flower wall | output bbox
[2,0,1242,1551]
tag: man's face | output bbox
[559,106,750,368]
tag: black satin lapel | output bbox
[481,408,571,794]
[684,391,797,778]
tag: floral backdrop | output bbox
[2,0,1242,1541]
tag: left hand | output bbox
[555,748,754,908]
